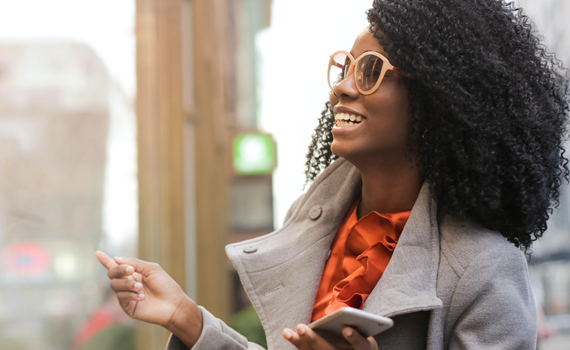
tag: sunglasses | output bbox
[328,50,401,96]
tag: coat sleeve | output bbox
[166,306,266,350]
[448,246,537,350]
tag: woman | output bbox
[96,0,569,349]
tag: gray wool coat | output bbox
[167,158,537,350]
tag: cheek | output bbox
[366,88,411,139]
[375,80,408,112]
[369,81,409,114]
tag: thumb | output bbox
[114,256,160,277]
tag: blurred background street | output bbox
[0,0,568,349]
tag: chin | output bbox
[330,142,360,163]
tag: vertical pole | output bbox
[136,0,234,347]
[136,0,186,348]
[192,0,232,323]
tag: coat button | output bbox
[243,246,258,254]
[309,205,322,220]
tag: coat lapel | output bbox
[226,159,442,349]
[363,182,443,317]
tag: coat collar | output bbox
[226,158,442,349]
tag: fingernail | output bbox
[297,325,306,335]
[134,282,142,289]
[283,330,292,339]
[115,256,123,260]
[126,266,134,274]
[345,328,353,337]
[138,293,145,299]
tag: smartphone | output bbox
[308,308,393,349]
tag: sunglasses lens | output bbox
[328,52,350,88]
[357,55,384,92]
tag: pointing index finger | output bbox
[95,251,118,270]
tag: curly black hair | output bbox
[305,0,570,250]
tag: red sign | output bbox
[3,242,52,278]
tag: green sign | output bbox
[233,133,276,175]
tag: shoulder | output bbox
[439,214,527,278]
[438,215,537,349]
[438,213,535,325]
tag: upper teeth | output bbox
[335,113,362,122]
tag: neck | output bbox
[355,156,424,218]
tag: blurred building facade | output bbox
[0,42,137,349]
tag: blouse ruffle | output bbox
[311,199,410,321]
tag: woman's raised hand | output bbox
[282,324,379,350]
[95,251,203,347]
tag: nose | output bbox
[332,72,360,100]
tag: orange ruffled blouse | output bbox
[311,199,411,322]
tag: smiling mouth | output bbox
[334,113,364,127]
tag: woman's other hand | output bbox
[95,251,203,347]
[282,324,379,350]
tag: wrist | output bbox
[165,296,203,348]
